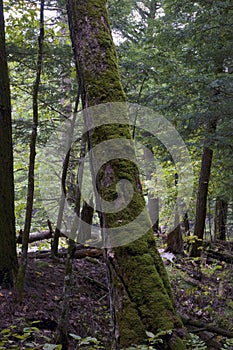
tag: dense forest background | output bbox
[0,0,233,349]
[4,0,233,240]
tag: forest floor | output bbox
[0,239,233,350]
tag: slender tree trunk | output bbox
[52,17,78,255]
[66,1,186,348]
[183,212,190,234]
[214,197,228,241]
[189,14,228,256]
[55,239,76,349]
[0,0,18,287]
[16,0,44,298]
[52,150,70,256]
[144,145,159,233]
[54,94,81,347]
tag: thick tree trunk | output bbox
[165,210,183,254]
[66,1,186,348]
[189,146,214,257]
[0,0,18,287]
[166,226,183,254]
[166,175,184,254]
[148,194,159,232]
[79,198,94,242]
[190,116,217,257]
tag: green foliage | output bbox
[0,322,61,349]
[69,333,104,349]
[222,338,233,349]
[0,300,111,349]
[145,329,173,346]
[3,0,233,239]
[3,0,79,233]
[185,333,207,349]
[124,329,175,349]
[109,0,233,224]
[43,345,62,350]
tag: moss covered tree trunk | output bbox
[0,0,18,287]
[66,1,186,348]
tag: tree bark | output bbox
[183,213,190,234]
[16,229,53,244]
[0,0,18,288]
[66,1,186,348]
[166,175,184,254]
[165,225,183,254]
[79,197,94,242]
[189,118,217,257]
[214,197,228,241]
[144,144,159,233]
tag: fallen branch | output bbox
[205,248,233,264]
[197,331,222,349]
[181,314,233,338]
[77,271,108,291]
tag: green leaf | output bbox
[145,331,155,339]
[13,332,30,340]
[80,336,99,345]
[23,327,40,333]
[43,344,62,350]
[0,328,11,335]
[69,333,82,341]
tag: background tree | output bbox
[214,197,228,241]
[0,0,18,287]
[16,0,45,298]
[109,0,233,251]
[5,0,77,234]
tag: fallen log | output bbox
[205,248,233,264]
[16,219,68,244]
[203,240,233,264]
[26,247,103,259]
[16,230,53,244]
[195,330,222,349]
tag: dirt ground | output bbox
[0,241,233,349]
[0,253,111,349]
